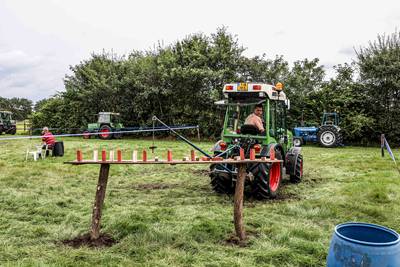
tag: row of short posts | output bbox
[76,148,199,162]
[76,147,263,162]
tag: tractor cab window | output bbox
[225,105,250,134]
[98,113,111,124]
[225,104,265,135]
[2,113,11,121]
[269,101,286,138]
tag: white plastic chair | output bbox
[26,145,43,161]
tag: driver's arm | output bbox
[255,117,265,133]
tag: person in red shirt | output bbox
[42,127,56,149]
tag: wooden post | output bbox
[90,163,110,240]
[234,163,246,241]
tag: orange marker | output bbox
[167,149,173,162]
[117,149,122,162]
[76,149,82,161]
[101,149,106,161]
[142,149,147,162]
[190,150,196,161]
[250,148,255,160]
[239,148,245,160]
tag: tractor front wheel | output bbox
[293,137,303,147]
[99,125,113,140]
[83,130,91,139]
[290,154,303,183]
[251,151,282,199]
[113,130,123,139]
[209,164,235,194]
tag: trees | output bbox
[356,31,400,143]
[30,28,400,145]
[0,97,32,120]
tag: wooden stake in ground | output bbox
[90,163,110,240]
[234,163,247,241]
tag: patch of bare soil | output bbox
[244,191,300,206]
[61,233,116,248]
[224,230,259,247]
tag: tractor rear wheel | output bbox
[99,125,113,140]
[209,164,235,194]
[251,151,282,199]
[290,154,303,183]
[317,125,340,148]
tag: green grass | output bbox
[0,137,399,266]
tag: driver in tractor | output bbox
[244,104,265,134]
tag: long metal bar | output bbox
[152,116,212,158]
[152,116,234,174]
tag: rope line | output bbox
[0,125,199,141]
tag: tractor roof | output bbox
[223,83,287,101]
[98,112,120,116]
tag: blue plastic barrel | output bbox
[327,222,400,266]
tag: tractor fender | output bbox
[260,143,285,161]
[285,147,302,175]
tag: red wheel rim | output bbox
[269,162,281,192]
[100,128,110,138]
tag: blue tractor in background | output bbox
[293,112,343,148]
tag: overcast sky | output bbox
[0,0,399,102]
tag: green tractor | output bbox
[0,111,17,135]
[83,112,124,140]
[210,82,303,199]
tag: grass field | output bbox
[0,137,399,266]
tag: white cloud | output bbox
[0,0,399,101]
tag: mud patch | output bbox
[134,183,179,190]
[272,191,300,201]
[224,234,247,247]
[224,230,258,247]
[244,191,300,205]
[61,233,117,248]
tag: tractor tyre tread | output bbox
[290,154,303,183]
[209,164,234,194]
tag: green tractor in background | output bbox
[0,111,17,135]
[210,82,303,199]
[83,112,124,140]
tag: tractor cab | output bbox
[97,112,122,127]
[321,112,339,126]
[0,111,17,135]
[210,82,303,199]
[216,82,292,151]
